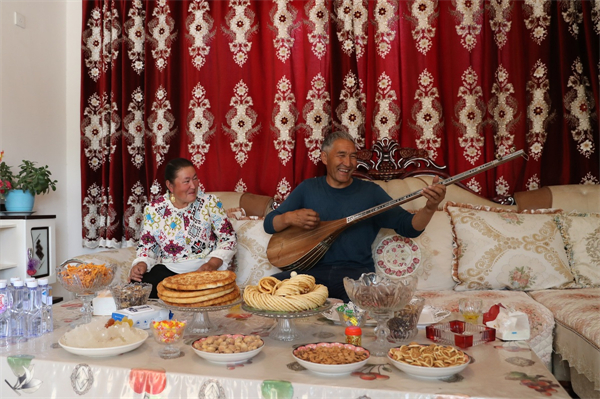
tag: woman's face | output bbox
[166,166,199,208]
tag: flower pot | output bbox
[4,189,35,212]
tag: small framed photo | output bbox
[31,227,50,278]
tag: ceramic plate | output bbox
[191,335,264,364]
[59,329,148,357]
[417,306,451,328]
[292,342,370,375]
[387,346,469,379]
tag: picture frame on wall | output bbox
[31,227,49,278]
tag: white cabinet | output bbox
[0,215,56,284]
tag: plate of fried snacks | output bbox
[387,343,470,379]
[59,318,148,357]
[191,334,264,364]
[292,342,370,375]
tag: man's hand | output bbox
[198,257,223,272]
[421,176,446,211]
[411,176,447,231]
[274,208,320,231]
[129,262,148,282]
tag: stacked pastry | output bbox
[243,272,328,312]
[157,270,240,307]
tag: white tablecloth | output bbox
[0,300,570,399]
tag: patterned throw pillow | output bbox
[372,234,422,279]
[444,202,575,291]
[555,212,600,287]
[230,220,278,288]
[372,211,457,291]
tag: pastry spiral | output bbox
[243,273,328,312]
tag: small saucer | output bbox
[0,211,36,216]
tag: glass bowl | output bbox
[387,296,425,342]
[56,259,116,325]
[110,282,152,309]
[151,320,186,359]
[343,273,417,356]
[335,306,368,328]
[56,260,116,296]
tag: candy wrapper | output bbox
[484,303,530,341]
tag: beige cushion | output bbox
[230,219,278,288]
[556,212,600,287]
[373,211,456,291]
[444,202,575,291]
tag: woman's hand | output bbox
[129,262,148,282]
[198,257,223,272]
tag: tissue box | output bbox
[112,305,171,329]
[485,306,530,341]
[491,312,530,341]
[93,290,117,316]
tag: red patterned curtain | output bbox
[81,0,599,248]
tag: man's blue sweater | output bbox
[264,176,422,272]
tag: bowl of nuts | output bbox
[191,334,264,364]
[110,282,152,309]
[292,342,370,375]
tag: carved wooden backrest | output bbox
[354,137,447,181]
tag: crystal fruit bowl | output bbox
[343,273,417,356]
[56,259,116,325]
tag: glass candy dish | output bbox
[425,320,496,348]
[343,273,417,356]
[110,282,152,310]
[151,320,187,359]
[56,259,116,326]
[388,296,425,342]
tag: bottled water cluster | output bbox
[0,276,54,344]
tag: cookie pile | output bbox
[157,270,240,307]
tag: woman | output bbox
[129,158,237,298]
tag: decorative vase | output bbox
[4,189,35,212]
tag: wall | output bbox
[1,0,86,299]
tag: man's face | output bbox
[321,138,357,188]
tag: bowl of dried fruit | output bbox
[292,342,370,375]
[387,343,470,379]
[191,334,264,364]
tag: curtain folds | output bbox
[81,0,599,248]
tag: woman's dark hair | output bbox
[165,158,194,185]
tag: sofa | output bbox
[72,180,600,398]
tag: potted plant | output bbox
[3,159,58,213]
[0,151,14,209]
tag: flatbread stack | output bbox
[157,270,240,308]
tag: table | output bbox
[0,300,570,399]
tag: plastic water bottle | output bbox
[0,280,10,343]
[10,280,26,340]
[37,278,53,334]
[24,280,42,339]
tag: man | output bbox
[263,131,446,301]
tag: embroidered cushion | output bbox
[555,212,600,287]
[444,202,575,291]
[230,219,278,288]
[373,211,456,291]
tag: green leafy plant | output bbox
[12,160,58,195]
